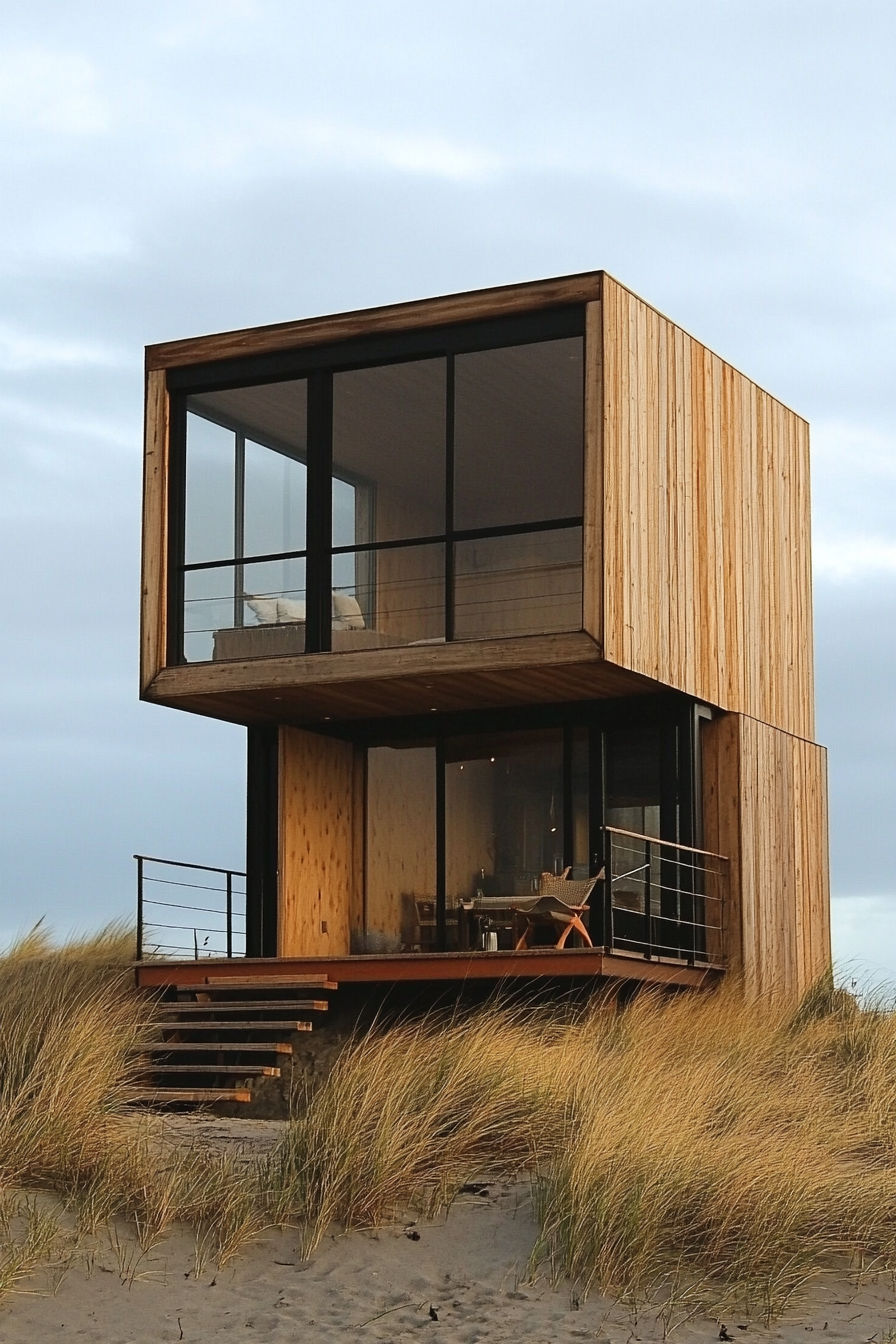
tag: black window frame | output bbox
[167,305,586,666]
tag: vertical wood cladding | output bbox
[140,369,169,692]
[597,275,815,740]
[703,712,830,1001]
[278,726,354,957]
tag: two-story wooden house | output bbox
[136,271,830,1018]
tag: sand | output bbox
[3,1117,896,1343]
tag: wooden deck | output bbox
[135,948,722,991]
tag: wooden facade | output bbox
[138,271,831,1003]
[702,712,830,1001]
[596,277,814,740]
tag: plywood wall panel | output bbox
[702,712,830,1002]
[601,276,814,739]
[140,370,169,692]
[278,727,355,957]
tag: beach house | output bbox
[136,271,830,1035]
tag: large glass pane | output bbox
[183,556,308,663]
[185,414,235,565]
[604,722,663,952]
[365,743,436,952]
[188,379,307,562]
[183,565,234,664]
[332,358,446,544]
[454,338,583,531]
[244,437,306,560]
[331,542,445,649]
[453,526,582,640]
[605,724,661,838]
[445,730,565,921]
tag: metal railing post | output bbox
[226,871,233,958]
[599,826,728,968]
[135,855,144,961]
[603,827,614,951]
[644,840,653,960]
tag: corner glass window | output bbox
[174,313,586,663]
[182,381,307,663]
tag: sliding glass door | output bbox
[358,697,700,955]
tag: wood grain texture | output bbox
[702,711,830,1002]
[600,275,814,739]
[144,636,660,727]
[136,949,719,988]
[278,727,355,957]
[140,370,169,692]
[146,273,602,370]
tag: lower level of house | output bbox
[136,692,832,1003]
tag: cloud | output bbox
[168,114,502,183]
[814,538,896,582]
[0,323,127,373]
[0,47,108,135]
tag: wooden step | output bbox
[160,1000,329,1014]
[148,1064,281,1076]
[159,1020,312,1033]
[173,976,337,991]
[142,1041,293,1054]
[128,1088,252,1104]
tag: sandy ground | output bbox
[3,1118,896,1343]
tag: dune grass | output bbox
[5,928,896,1320]
[271,978,896,1318]
[0,925,268,1280]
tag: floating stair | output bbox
[130,974,336,1107]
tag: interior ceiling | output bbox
[187,337,584,525]
[190,382,308,455]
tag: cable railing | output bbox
[601,826,727,967]
[135,854,247,962]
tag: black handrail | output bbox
[134,854,247,962]
[601,827,728,966]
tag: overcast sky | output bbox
[0,0,894,981]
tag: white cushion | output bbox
[332,591,365,629]
[277,597,307,623]
[245,595,280,625]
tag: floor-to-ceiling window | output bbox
[169,308,585,664]
[356,697,700,956]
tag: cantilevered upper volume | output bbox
[141,271,813,739]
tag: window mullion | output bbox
[234,431,245,629]
[445,354,455,642]
[306,371,333,653]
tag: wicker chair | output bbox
[512,868,602,949]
